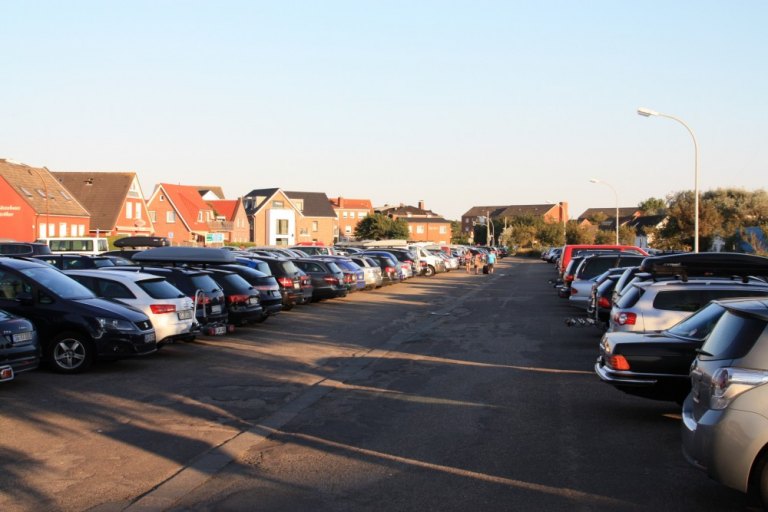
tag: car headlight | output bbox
[96,317,136,332]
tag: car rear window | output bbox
[667,302,727,340]
[698,311,768,360]
[138,279,185,299]
[326,262,343,274]
[190,274,222,293]
[279,261,300,275]
[654,289,768,312]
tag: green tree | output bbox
[638,197,667,215]
[354,213,409,240]
[451,220,469,244]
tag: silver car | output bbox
[682,297,768,507]
[608,278,768,333]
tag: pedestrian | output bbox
[464,252,472,273]
[474,252,483,274]
[486,250,497,274]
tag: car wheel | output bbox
[47,332,94,374]
[424,265,436,277]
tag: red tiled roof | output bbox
[159,183,211,231]
[208,199,238,221]
[330,197,372,210]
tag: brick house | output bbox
[146,183,217,245]
[207,198,250,244]
[53,171,154,238]
[243,188,337,246]
[461,203,569,237]
[0,159,90,241]
[376,200,452,245]
[329,197,372,241]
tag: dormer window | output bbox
[35,188,47,198]
[19,186,33,197]
[60,190,71,201]
[197,211,203,222]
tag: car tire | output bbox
[47,332,94,374]
[424,265,436,277]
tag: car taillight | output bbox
[570,287,578,296]
[385,266,395,274]
[344,274,354,283]
[710,367,768,409]
[150,304,177,314]
[277,277,293,288]
[614,312,637,325]
[301,276,311,286]
[564,274,575,282]
[323,276,339,285]
[190,295,211,307]
[597,297,611,308]
[227,294,250,304]
[607,355,630,371]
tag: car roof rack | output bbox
[133,247,236,267]
[114,236,171,249]
[638,252,768,283]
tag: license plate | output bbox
[214,325,226,335]
[248,297,259,305]
[12,331,34,344]
[144,332,156,343]
[211,305,222,314]
[293,283,301,289]
[178,309,193,320]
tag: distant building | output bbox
[461,203,568,238]
[329,197,372,241]
[0,159,91,242]
[146,183,217,245]
[207,198,250,244]
[376,200,451,244]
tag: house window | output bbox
[36,188,47,198]
[39,223,47,238]
[439,226,447,234]
[149,211,156,222]
[344,226,351,234]
[407,226,412,233]
[20,186,33,197]
[359,212,367,219]
[127,180,140,198]
[59,222,67,236]
[159,195,165,201]
[70,224,77,237]
[299,227,308,235]
[166,211,176,223]
[312,221,318,232]
[343,211,348,219]
[276,219,288,235]
[197,211,203,222]
[60,190,71,201]
[272,200,284,208]
[294,199,304,212]
[126,202,133,219]
[416,225,424,234]
[78,225,85,236]
[135,203,142,219]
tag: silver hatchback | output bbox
[682,297,768,507]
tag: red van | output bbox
[558,244,648,275]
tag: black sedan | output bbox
[595,300,727,403]
[0,309,40,381]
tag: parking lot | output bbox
[0,258,753,511]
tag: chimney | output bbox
[418,200,425,210]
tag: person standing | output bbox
[464,251,472,273]
[486,250,497,274]
[474,252,483,274]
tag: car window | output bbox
[20,267,94,300]
[654,289,768,312]
[96,278,135,300]
[279,261,300,275]
[616,285,644,309]
[0,270,31,299]
[667,302,727,340]
[190,274,222,293]
[93,258,116,268]
[699,311,768,360]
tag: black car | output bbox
[213,264,283,320]
[111,265,229,335]
[0,257,156,373]
[595,300,730,403]
[205,268,263,326]
[245,255,304,311]
[293,258,348,301]
[363,254,400,286]
[33,254,117,270]
[0,308,40,381]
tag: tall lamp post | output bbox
[637,107,700,253]
[589,178,619,244]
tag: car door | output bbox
[0,268,61,342]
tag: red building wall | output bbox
[0,178,37,241]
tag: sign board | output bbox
[205,233,225,243]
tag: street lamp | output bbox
[589,178,619,244]
[637,107,700,252]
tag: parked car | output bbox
[363,253,400,286]
[246,255,304,310]
[205,268,264,325]
[382,248,420,278]
[558,244,648,276]
[568,254,647,309]
[0,257,156,373]
[595,299,730,403]
[0,308,40,381]
[587,268,628,328]
[348,256,384,289]
[64,269,196,344]
[681,297,768,507]
[293,258,348,300]
[33,254,117,270]
[213,264,283,320]
[0,242,52,257]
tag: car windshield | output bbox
[21,267,95,299]
[93,258,116,268]
[138,279,186,299]
[667,302,727,340]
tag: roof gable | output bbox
[0,159,89,217]
[207,199,241,221]
[156,183,212,231]
[53,171,137,230]
[285,191,337,217]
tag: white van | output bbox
[36,237,109,255]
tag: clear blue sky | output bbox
[2,1,766,221]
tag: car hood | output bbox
[73,297,151,322]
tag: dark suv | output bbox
[213,264,283,320]
[111,265,229,335]
[205,268,263,326]
[0,257,156,373]
[246,255,304,310]
[293,258,348,300]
